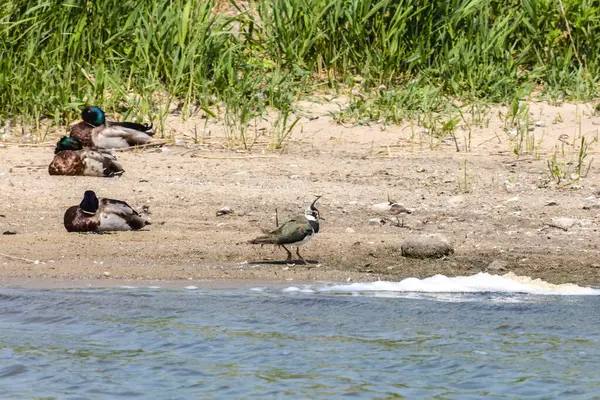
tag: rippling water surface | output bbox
[1,274,600,399]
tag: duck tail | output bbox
[125,215,150,230]
[110,121,154,136]
[103,157,124,177]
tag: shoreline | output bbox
[1,272,600,291]
[2,101,600,285]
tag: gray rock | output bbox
[548,217,593,231]
[216,206,233,217]
[583,196,600,210]
[549,217,577,230]
[401,235,454,259]
[487,259,508,272]
[447,195,465,207]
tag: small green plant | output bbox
[441,117,461,152]
[547,136,597,183]
[553,113,564,124]
[503,99,540,157]
[547,153,567,183]
[457,159,471,192]
[270,108,300,151]
[576,136,596,178]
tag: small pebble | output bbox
[487,259,508,273]
[216,206,233,217]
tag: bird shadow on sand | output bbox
[248,259,320,266]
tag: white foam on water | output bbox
[313,272,600,296]
[282,286,315,293]
[119,286,137,289]
[184,286,199,290]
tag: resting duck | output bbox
[64,190,150,232]
[70,106,154,149]
[49,137,124,177]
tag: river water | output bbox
[0,272,599,399]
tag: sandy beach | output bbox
[2,99,600,285]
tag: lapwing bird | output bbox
[248,196,321,263]
[49,137,124,177]
[70,106,153,149]
[64,190,150,232]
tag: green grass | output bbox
[1,0,599,133]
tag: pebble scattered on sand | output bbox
[216,206,233,217]
[487,259,508,273]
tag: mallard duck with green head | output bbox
[70,106,154,149]
[49,137,124,177]
[64,190,151,232]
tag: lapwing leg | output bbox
[296,247,307,264]
[281,245,293,262]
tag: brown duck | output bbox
[49,137,124,177]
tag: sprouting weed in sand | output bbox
[576,136,596,178]
[441,117,461,152]
[547,136,597,183]
[503,99,537,157]
[553,113,564,124]
[270,108,300,151]
[547,152,567,183]
[457,159,471,193]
